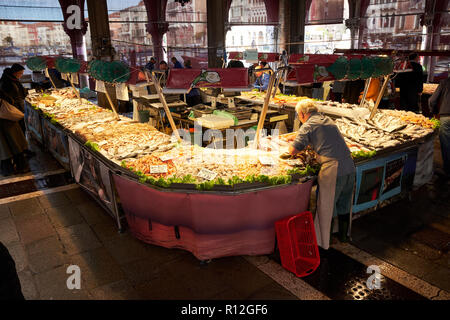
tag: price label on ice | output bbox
[150,165,168,174]
[159,154,175,162]
[197,168,217,181]
[259,156,276,166]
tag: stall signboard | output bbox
[24,102,44,144]
[353,149,415,213]
[68,136,116,217]
[380,155,406,201]
[41,118,70,171]
[164,68,249,92]
[228,52,280,62]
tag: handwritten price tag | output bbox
[259,156,276,166]
[150,165,168,174]
[197,168,217,181]
[159,154,175,162]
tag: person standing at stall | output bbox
[145,57,157,72]
[287,99,356,248]
[171,57,183,69]
[0,90,30,176]
[429,77,450,180]
[0,64,34,158]
[395,53,423,112]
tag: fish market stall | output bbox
[24,84,319,259]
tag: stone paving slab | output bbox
[26,236,69,274]
[45,205,85,228]
[76,201,113,226]
[5,241,28,273]
[56,223,102,255]
[8,198,44,220]
[102,234,152,265]
[15,213,56,245]
[0,217,20,244]
[0,204,10,220]
[18,270,39,300]
[34,264,90,300]
[63,188,93,205]
[88,280,142,300]
[68,247,126,291]
[37,192,72,209]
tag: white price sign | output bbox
[159,154,175,162]
[259,156,276,166]
[28,89,36,95]
[197,168,217,181]
[115,83,129,101]
[150,165,168,174]
[95,80,106,93]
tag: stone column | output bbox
[86,0,115,108]
[143,0,169,64]
[207,0,226,68]
[59,0,89,88]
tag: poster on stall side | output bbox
[68,137,115,215]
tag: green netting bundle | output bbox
[326,56,348,80]
[379,57,394,76]
[55,57,81,73]
[360,56,375,79]
[371,56,385,77]
[26,56,47,71]
[88,59,130,83]
[347,58,362,80]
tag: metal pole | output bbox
[104,86,119,120]
[359,77,371,108]
[150,71,181,141]
[369,75,391,120]
[253,71,276,149]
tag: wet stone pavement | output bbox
[0,138,449,300]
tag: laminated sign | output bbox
[71,73,79,85]
[150,165,168,174]
[95,80,106,93]
[197,168,217,181]
[115,83,129,101]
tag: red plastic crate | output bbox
[275,211,320,277]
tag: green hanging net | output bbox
[88,60,130,83]
[371,56,385,77]
[55,57,81,74]
[380,57,394,76]
[26,56,47,71]
[347,58,362,80]
[326,56,348,80]
[360,56,375,79]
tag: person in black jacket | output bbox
[429,77,450,179]
[0,64,27,113]
[0,242,25,300]
[0,90,30,176]
[0,64,35,158]
[395,53,424,112]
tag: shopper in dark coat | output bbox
[0,90,29,176]
[0,64,27,112]
[0,242,25,300]
[395,53,423,112]
[429,77,450,178]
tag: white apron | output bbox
[314,155,339,250]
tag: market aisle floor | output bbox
[1,138,449,300]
